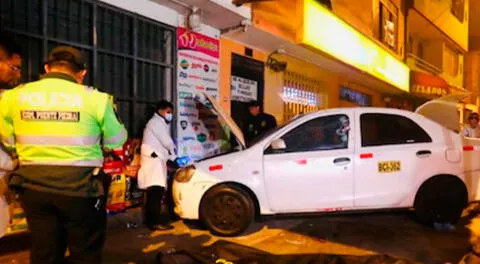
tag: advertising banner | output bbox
[176,27,222,161]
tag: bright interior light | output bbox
[299,0,410,92]
[281,86,320,106]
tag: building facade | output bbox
[406,0,471,119]
[0,0,249,138]
[219,0,413,124]
[465,0,480,121]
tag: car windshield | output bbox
[247,114,305,147]
[195,110,303,162]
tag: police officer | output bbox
[0,32,22,239]
[0,46,127,263]
[243,101,277,144]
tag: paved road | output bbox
[0,209,474,264]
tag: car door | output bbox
[263,112,355,213]
[354,111,434,208]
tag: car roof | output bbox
[300,107,416,118]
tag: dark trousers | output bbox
[19,188,106,264]
[144,186,170,226]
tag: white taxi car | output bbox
[173,93,476,237]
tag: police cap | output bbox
[47,46,86,70]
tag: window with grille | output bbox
[0,0,175,138]
[282,71,328,122]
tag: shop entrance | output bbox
[230,53,265,133]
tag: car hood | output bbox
[200,92,246,148]
[415,93,470,132]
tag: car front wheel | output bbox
[414,175,468,226]
[199,184,255,237]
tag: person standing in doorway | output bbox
[243,101,277,144]
[138,100,177,231]
[1,46,127,263]
[463,112,480,138]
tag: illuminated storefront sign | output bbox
[297,0,409,92]
[340,86,372,106]
[281,86,322,106]
[410,71,449,98]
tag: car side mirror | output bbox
[270,138,286,150]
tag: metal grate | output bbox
[0,0,43,35]
[282,71,328,122]
[0,0,175,138]
[97,53,133,98]
[97,6,133,55]
[47,0,92,45]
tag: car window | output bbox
[268,114,350,153]
[360,113,432,147]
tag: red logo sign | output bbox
[177,27,219,58]
[192,63,202,69]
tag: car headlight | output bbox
[174,165,196,183]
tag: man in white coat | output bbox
[138,100,177,231]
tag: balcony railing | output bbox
[407,53,442,76]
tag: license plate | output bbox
[378,161,401,173]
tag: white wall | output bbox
[100,0,178,26]
[177,15,220,39]
[99,0,221,39]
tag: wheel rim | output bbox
[207,194,246,231]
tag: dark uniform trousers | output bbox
[144,186,169,226]
[19,188,106,264]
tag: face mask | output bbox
[165,113,173,122]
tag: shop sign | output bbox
[339,86,372,106]
[176,27,221,161]
[281,86,319,107]
[410,71,449,98]
[297,0,409,92]
[231,76,258,102]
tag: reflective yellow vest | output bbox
[0,73,127,167]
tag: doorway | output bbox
[230,53,265,133]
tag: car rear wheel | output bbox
[199,184,255,237]
[414,176,468,226]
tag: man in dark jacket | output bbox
[243,101,277,144]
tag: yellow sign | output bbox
[378,161,401,173]
[297,0,410,92]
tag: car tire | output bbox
[414,175,468,226]
[199,184,255,237]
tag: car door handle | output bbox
[333,157,350,165]
[416,150,431,157]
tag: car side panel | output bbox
[353,109,463,209]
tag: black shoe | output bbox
[150,224,174,231]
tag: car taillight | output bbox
[464,145,474,151]
[174,165,196,183]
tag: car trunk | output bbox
[415,93,480,201]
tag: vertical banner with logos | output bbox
[176,27,221,161]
